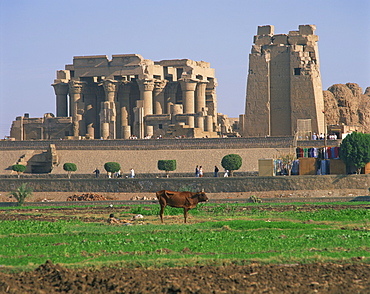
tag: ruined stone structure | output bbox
[242,25,325,138]
[50,54,218,139]
[10,113,72,140]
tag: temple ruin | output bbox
[11,55,220,140]
[242,24,325,138]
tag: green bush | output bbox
[158,160,177,177]
[221,154,242,176]
[12,164,26,178]
[104,162,121,173]
[63,163,77,179]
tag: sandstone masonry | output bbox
[242,25,325,138]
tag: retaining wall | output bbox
[1,174,368,194]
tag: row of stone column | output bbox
[52,77,211,139]
[137,77,208,116]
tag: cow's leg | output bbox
[183,208,190,223]
[160,204,166,224]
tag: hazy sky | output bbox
[0,0,369,138]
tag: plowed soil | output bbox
[0,260,369,293]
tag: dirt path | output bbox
[1,188,366,203]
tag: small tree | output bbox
[158,160,177,177]
[63,163,77,179]
[278,152,296,176]
[339,132,370,174]
[12,164,26,178]
[221,154,242,177]
[104,162,121,178]
[8,183,33,206]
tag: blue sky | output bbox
[0,0,369,138]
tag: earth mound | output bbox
[66,193,109,201]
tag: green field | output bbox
[0,202,369,271]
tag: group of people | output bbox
[195,165,204,177]
[312,133,338,140]
[93,168,135,178]
[93,165,232,178]
[195,165,229,177]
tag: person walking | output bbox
[214,166,219,177]
[199,166,203,177]
[130,168,135,178]
[195,165,200,177]
[93,168,100,178]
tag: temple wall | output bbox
[0,137,305,175]
[0,147,290,175]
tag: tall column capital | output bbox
[52,82,69,95]
[68,80,87,94]
[137,78,155,92]
[101,79,118,93]
[179,78,198,92]
[100,79,119,102]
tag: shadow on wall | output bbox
[9,144,59,174]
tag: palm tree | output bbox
[8,183,33,206]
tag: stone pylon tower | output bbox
[242,25,325,138]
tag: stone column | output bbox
[52,82,69,117]
[179,78,197,114]
[87,123,94,138]
[100,80,118,139]
[166,82,178,114]
[196,115,204,131]
[68,80,87,137]
[153,80,168,114]
[206,79,218,126]
[195,80,208,113]
[204,115,213,132]
[119,82,131,139]
[103,80,117,102]
[137,78,155,137]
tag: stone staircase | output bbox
[12,150,36,173]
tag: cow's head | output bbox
[195,191,209,202]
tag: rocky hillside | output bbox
[323,83,370,133]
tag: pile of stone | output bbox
[67,193,108,201]
[129,195,157,201]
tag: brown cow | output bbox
[156,190,209,223]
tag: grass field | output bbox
[0,202,369,271]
